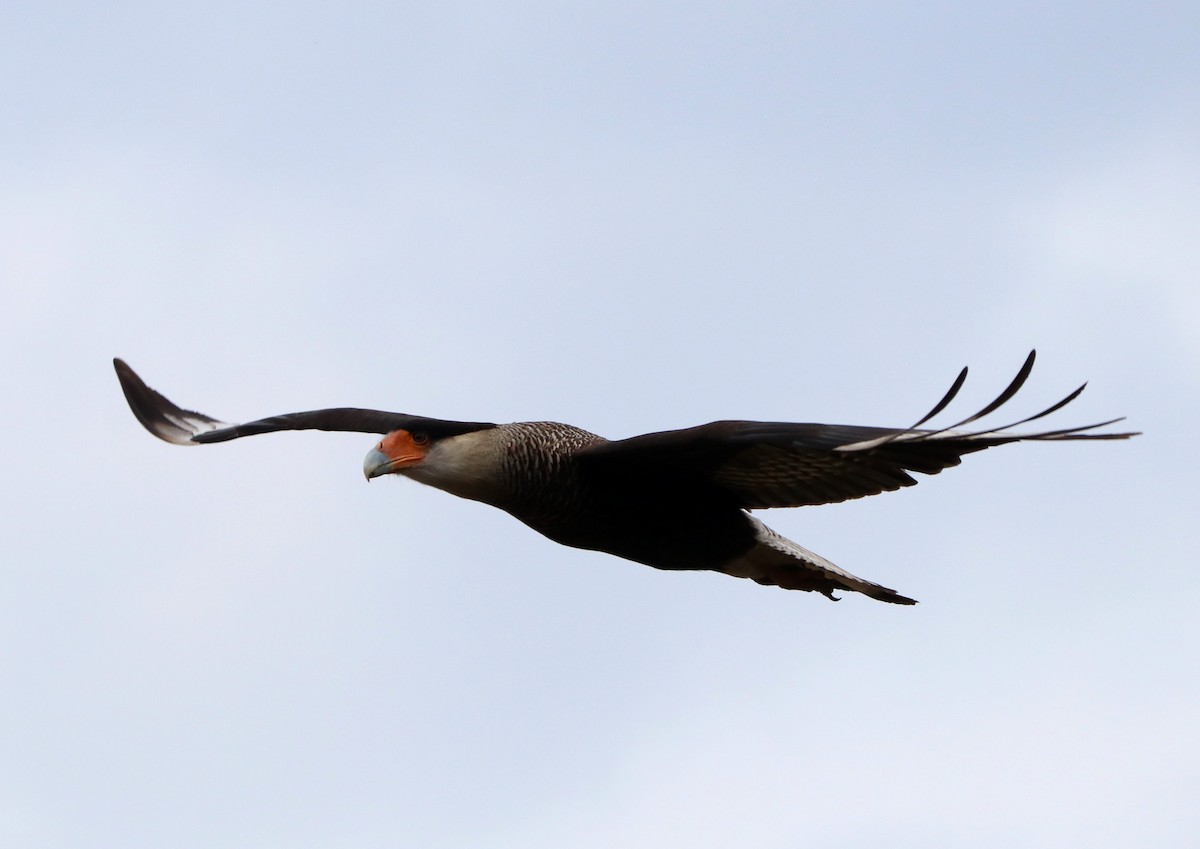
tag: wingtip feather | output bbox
[113,358,232,445]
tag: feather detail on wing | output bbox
[113,359,491,445]
[113,358,234,445]
[577,350,1139,509]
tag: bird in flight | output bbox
[114,352,1135,605]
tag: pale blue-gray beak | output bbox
[363,446,392,481]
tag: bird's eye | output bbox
[411,432,429,446]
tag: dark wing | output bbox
[576,351,1139,509]
[114,359,491,445]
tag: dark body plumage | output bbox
[114,353,1137,604]
[498,423,760,573]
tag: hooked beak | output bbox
[363,446,392,480]
[363,430,428,481]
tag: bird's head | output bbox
[363,421,507,505]
[363,428,431,479]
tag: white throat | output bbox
[399,428,508,505]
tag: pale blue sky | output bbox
[2,3,1197,847]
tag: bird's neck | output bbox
[399,422,605,515]
[399,428,512,505]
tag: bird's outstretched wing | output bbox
[576,351,1138,509]
[113,358,490,445]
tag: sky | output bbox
[2,2,1197,847]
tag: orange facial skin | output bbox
[379,429,428,467]
[364,429,430,480]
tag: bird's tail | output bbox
[719,516,917,605]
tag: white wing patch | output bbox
[152,410,233,445]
